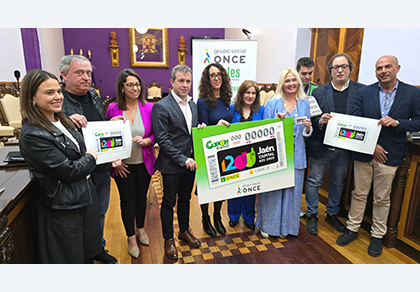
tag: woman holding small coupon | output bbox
[106,69,156,258]
[256,69,312,238]
[19,69,102,263]
[227,80,265,231]
[197,63,233,236]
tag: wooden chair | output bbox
[147,81,163,98]
[102,96,117,113]
[0,93,22,139]
[264,90,276,106]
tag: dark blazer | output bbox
[152,92,199,174]
[350,80,420,166]
[307,80,365,159]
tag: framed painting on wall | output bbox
[128,28,169,68]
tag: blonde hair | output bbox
[275,69,305,100]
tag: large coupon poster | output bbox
[323,112,381,155]
[82,120,132,164]
[192,39,257,102]
[192,118,294,205]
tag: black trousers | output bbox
[35,179,102,264]
[160,170,195,240]
[114,163,151,237]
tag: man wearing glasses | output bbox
[305,53,364,235]
[337,55,420,257]
[60,55,120,264]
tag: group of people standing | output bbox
[17,50,420,264]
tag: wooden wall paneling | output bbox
[343,28,365,82]
[311,28,364,86]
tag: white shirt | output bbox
[331,79,350,92]
[172,91,193,134]
[52,119,80,152]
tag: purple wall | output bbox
[62,28,225,98]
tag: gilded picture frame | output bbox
[129,28,169,68]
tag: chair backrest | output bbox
[147,81,162,98]
[0,94,22,128]
[264,90,275,106]
[259,91,267,106]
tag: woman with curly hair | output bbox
[197,63,233,236]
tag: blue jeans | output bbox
[91,168,111,247]
[305,149,351,216]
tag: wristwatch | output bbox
[396,120,400,126]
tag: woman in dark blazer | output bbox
[227,80,265,230]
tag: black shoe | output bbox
[306,214,318,235]
[245,223,255,231]
[229,220,238,227]
[202,220,217,237]
[325,214,346,232]
[214,218,226,235]
[93,249,118,264]
[336,228,358,246]
[300,208,306,218]
[368,237,383,257]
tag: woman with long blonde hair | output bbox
[255,69,312,238]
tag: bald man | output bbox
[337,55,420,257]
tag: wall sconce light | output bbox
[135,28,148,34]
[178,36,187,65]
[109,31,119,67]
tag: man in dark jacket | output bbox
[337,55,420,257]
[305,53,365,235]
[60,55,119,264]
[152,65,202,260]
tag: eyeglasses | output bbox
[124,82,142,89]
[331,64,349,71]
[384,91,392,107]
[209,73,222,79]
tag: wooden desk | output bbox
[0,145,37,264]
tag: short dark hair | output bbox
[296,57,315,72]
[327,53,354,75]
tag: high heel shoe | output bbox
[214,217,226,235]
[136,228,150,246]
[127,239,140,258]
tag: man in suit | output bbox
[337,55,420,257]
[152,65,202,260]
[305,53,365,235]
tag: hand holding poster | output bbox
[193,118,295,205]
[323,112,381,155]
[82,120,132,164]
